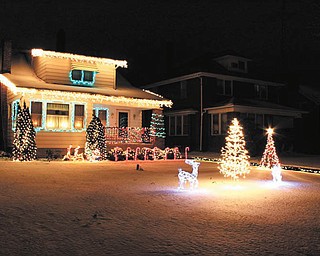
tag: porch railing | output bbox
[105,127,153,144]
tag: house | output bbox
[142,51,305,155]
[294,85,320,154]
[0,44,172,157]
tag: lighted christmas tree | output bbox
[219,118,250,180]
[85,115,107,160]
[150,112,166,139]
[12,102,37,161]
[260,128,280,169]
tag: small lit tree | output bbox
[85,115,107,160]
[12,102,37,161]
[219,118,250,180]
[260,128,280,169]
[150,112,165,139]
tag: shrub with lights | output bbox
[85,115,107,160]
[260,128,280,169]
[219,118,250,180]
[12,102,37,161]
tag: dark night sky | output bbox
[1,0,320,85]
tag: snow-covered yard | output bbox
[0,159,319,255]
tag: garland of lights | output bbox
[150,113,166,139]
[31,49,128,68]
[219,118,250,180]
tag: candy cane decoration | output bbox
[153,147,158,160]
[174,147,179,160]
[185,147,190,160]
[135,147,140,161]
[164,147,170,160]
[126,147,131,161]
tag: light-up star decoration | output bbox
[178,159,201,190]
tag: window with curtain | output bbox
[46,103,70,129]
[31,102,42,127]
[74,104,84,129]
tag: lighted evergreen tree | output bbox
[150,112,165,139]
[85,115,107,160]
[12,102,37,161]
[260,128,280,169]
[219,118,250,180]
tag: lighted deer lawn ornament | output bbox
[178,159,201,190]
[272,164,282,183]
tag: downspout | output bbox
[199,76,203,151]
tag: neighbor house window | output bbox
[31,102,42,127]
[217,79,233,96]
[180,80,187,99]
[69,70,97,86]
[210,113,228,135]
[255,84,267,100]
[46,103,70,130]
[169,115,189,136]
[74,104,85,129]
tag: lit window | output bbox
[46,103,70,130]
[69,70,97,86]
[74,104,84,129]
[31,102,42,127]
[11,100,20,130]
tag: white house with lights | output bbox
[0,46,172,156]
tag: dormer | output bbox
[31,49,127,89]
[214,54,251,73]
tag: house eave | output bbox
[204,104,306,118]
[143,72,284,89]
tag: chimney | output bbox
[1,40,12,74]
[56,29,66,52]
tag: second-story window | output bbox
[217,79,233,96]
[180,81,187,99]
[69,70,97,86]
[255,84,267,100]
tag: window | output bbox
[31,102,42,127]
[255,84,267,100]
[46,103,70,130]
[169,115,189,136]
[11,100,20,130]
[74,104,84,129]
[180,81,187,99]
[69,70,97,86]
[210,113,228,135]
[238,61,245,70]
[98,110,107,127]
[119,112,129,128]
[217,79,233,96]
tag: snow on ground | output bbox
[0,159,319,256]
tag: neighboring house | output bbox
[142,51,305,155]
[294,85,320,154]
[0,45,172,156]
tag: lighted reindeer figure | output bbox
[178,159,201,190]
